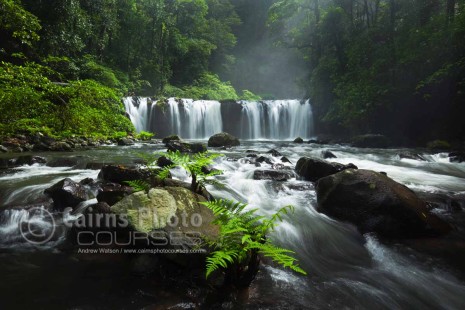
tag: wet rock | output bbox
[256,156,273,165]
[417,192,464,213]
[352,134,390,148]
[449,151,465,163]
[15,155,47,166]
[166,141,207,153]
[97,183,134,206]
[316,169,452,238]
[0,145,8,153]
[322,150,337,159]
[33,142,51,151]
[293,137,304,143]
[295,157,357,182]
[246,154,258,158]
[117,138,135,146]
[208,132,240,147]
[157,156,174,168]
[281,156,292,164]
[398,152,426,161]
[98,165,152,184]
[267,149,282,157]
[162,135,181,144]
[253,170,295,181]
[50,142,72,152]
[44,178,89,210]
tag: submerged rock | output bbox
[208,132,240,147]
[253,170,295,181]
[15,155,47,166]
[398,151,426,161]
[295,157,357,182]
[449,151,465,163]
[316,169,452,238]
[267,149,282,157]
[352,134,390,148]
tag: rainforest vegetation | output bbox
[1,0,464,143]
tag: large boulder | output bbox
[253,170,295,181]
[295,157,357,182]
[316,169,452,238]
[293,137,304,144]
[117,138,135,146]
[166,141,207,153]
[44,178,89,210]
[208,132,240,147]
[98,165,151,184]
[352,134,390,148]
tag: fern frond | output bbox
[124,180,151,193]
[206,250,239,278]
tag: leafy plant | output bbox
[136,131,154,141]
[124,180,151,193]
[201,199,306,286]
[154,151,223,194]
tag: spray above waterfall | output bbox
[123,97,314,140]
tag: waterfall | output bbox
[124,97,313,140]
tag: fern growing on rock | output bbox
[201,199,306,287]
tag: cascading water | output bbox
[123,97,313,139]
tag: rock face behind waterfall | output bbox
[316,169,452,238]
[295,157,357,182]
[208,132,240,147]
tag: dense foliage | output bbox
[268,0,465,143]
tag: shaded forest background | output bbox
[1,0,464,144]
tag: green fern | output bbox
[124,180,151,193]
[200,199,307,279]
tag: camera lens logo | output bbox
[19,207,56,245]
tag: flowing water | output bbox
[123,97,313,140]
[1,142,465,309]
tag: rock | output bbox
[97,183,134,206]
[98,165,152,184]
[246,154,258,158]
[295,157,357,182]
[0,145,8,153]
[162,135,181,144]
[47,157,79,167]
[352,134,390,148]
[157,156,174,168]
[208,132,240,147]
[111,187,219,243]
[427,140,451,150]
[117,138,135,146]
[256,156,273,165]
[33,142,51,151]
[281,156,292,164]
[267,149,282,157]
[449,152,465,163]
[316,169,452,238]
[253,170,295,181]
[293,137,304,143]
[322,151,337,159]
[15,155,47,166]
[50,142,72,152]
[166,141,207,153]
[44,178,89,210]
[398,152,426,161]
